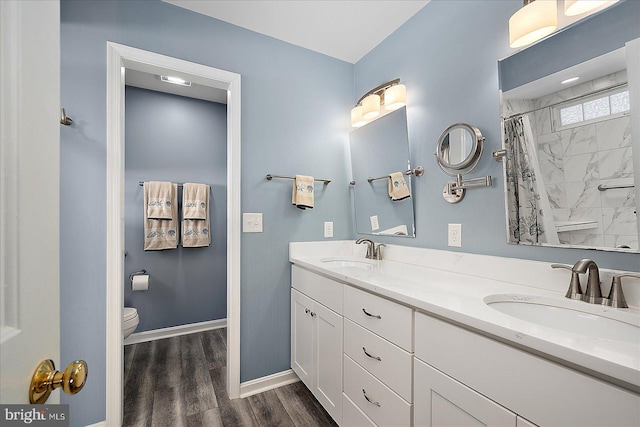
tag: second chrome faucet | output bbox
[552,259,640,308]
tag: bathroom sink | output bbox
[320,257,377,272]
[484,294,640,343]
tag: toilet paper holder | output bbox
[129,270,147,282]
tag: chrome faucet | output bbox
[374,243,386,260]
[572,259,603,304]
[356,238,376,260]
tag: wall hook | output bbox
[60,108,73,126]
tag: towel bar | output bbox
[138,181,210,188]
[265,174,331,185]
[366,166,424,183]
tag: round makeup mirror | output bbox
[434,123,489,203]
[435,123,484,173]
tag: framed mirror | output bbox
[498,1,640,252]
[350,107,416,237]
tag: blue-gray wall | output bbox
[354,0,639,272]
[124,86,227,332]
[60,1,353,424]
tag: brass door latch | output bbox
[29,359,87,404]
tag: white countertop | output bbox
[289,252,640,393]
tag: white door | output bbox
[414,359,516,427]
[1,0,61,403]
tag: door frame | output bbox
[105,42,241,425]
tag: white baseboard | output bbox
[239,369,300,398]
[85,422,106,427]
[124,318,227,346]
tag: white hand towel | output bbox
[145,181,174,219]
[182,183,209,220]
[388,172,411,201]
[182,183,211,248]
[292,175,314,210]
[144,183,178,251]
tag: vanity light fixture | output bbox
[561,76,580,84]
[350,79,406,128]
[361,93,381,120]
[564,0,618,16]
[509,0,558,48]
[160,75,192,87]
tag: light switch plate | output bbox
[448,223,462,247]
[324,221,334,238]
[370,215,380,231]
[243,213,263,233]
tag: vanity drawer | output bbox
[344,318,413,402]
[291,265,343,314]
[344,285,413,351]
[343,393,376,427]
[344,354,412,427]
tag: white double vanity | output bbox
[289,241,640,427]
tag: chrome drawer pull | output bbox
[362,308,382,319]
[362,347,382,361]
[362,389,381,407]
[310,311,316,317]
[304,308,310,314]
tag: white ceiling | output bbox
[162,0,430,63]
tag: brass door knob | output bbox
[29,359,88,404]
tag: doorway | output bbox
[106,42,241,426]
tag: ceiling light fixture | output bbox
[561,76,580,84]
[350,79,406,128]
[160,75,192,87]
[564,0,618,16]
[509,0,558,49]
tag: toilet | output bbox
[123,307,139,339]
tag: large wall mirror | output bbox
[350,107,417,237]
[498,1,640,253]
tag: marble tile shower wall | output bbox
[529,71,637,249]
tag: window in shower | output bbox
[552,85,630,131]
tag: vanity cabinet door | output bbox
[414,358,516,427]
[313,300,343,423]
[291,289,314,389]
[291,288,343,424]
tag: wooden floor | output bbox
[124,328,338,427]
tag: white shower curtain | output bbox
[504,116,559,245]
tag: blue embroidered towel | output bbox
[292,175,314,210]
[388,172,410,201]
[145,181,174,219]
[181,183,210,248]
[144,182,178,251]
[182,183,209,220]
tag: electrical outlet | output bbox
[243,213,263,233]
[324,221,334,238]
[448,223,462,247]
[370,215,380,231]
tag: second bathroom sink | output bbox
[484,294,640,344]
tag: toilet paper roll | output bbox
[132,274,150,291]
